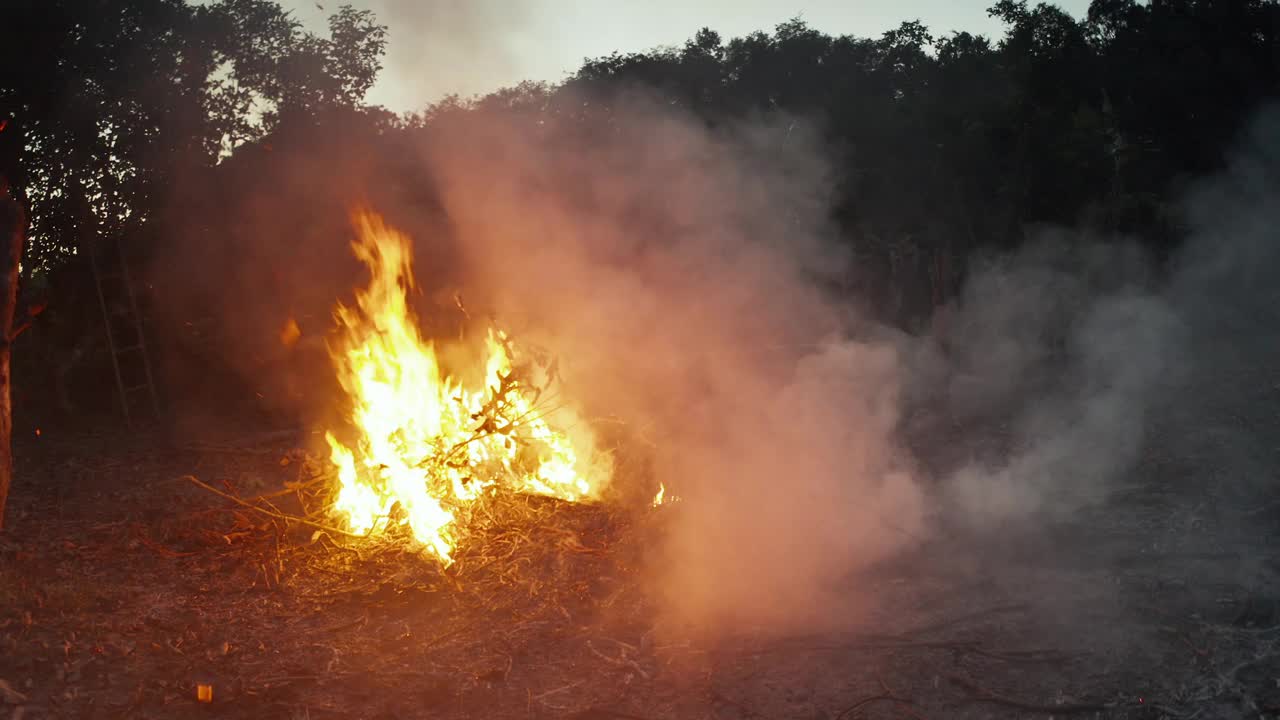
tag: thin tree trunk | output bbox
[0,179,23,531]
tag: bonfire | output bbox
[320,209,612,563]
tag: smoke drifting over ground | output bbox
[932,238,1185,527]
[929,107,1280,537]
[418,96,1276,634]
[156,89,1280,638]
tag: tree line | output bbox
[1,0,1278,423]
[6,0,1279,297]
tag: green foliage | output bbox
[0,0,387,271]
[5,0,1279,324]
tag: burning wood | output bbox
[321,209,611,562]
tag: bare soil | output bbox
[1,392,1278,720]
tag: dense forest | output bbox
[2,0,1279,426]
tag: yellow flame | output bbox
[324,209,603,563]
[652,482,680,507]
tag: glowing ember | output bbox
[323,209,605,562]
[279,317,301,347]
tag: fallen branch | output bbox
[774,637,1071,666]
[586,640,650,680]
[0,677,29,703]
[532,680,584,701]
[134,527,197,558]
[835,694,919,719]
[182,475,366,539]
[761,603,1036,656]
[895,604,1027,639]
[245,473,332,502]
[837,674,925,720]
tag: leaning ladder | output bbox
[87,233,161,428]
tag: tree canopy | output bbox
[3,0,1279,315]
[0,0,386,271]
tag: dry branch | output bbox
[181,474,366,538]
[835,694,920,720]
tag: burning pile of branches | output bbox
[319,209,615,563]
[192,208,636,574]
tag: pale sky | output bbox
[286,0,1091,112]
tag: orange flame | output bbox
[323,209,608,562]
[279,317,301,347]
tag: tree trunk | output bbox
[0,179,23,531]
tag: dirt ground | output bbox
[1,368,1278,720]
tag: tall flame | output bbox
[324,209,602,562]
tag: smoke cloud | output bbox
[934,237,1185,528]
[153,64,1280,638]
[411,97,925,634]
[359,0,535,107]
[929,106,1280,539]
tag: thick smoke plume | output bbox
[414,98,925,634]
[154,69,1280,638]
[408,96,1278,633]
[930,237,1184,528]
[922,106,1280,539]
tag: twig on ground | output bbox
[895,604,1028,639]
[422,622,480,652]
[710,688,766,719]
[779,636,1071,667]
[134,527,197,558]
[836,694,920,720]
[945,673,1111,714]
[182,475,366,538]
[1181,633,1214,658]
[961,644,1075,664]
[246,473,331,502]
[587,640,650,679]
[836,673,925,720]
[0,678,29,703]
[761,603,1036,658]
[532,680,585,701]
[319,614,368,634]
[311,530,365,561]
